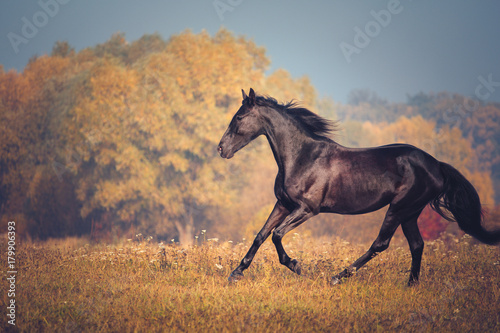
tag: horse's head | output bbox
[218,88,265,159]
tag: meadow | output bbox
[1,233,499,332]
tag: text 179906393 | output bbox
[7,221,16,326]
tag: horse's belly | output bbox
[321,181,395,215]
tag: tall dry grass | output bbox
[1,233,499,332]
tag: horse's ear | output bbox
[241,89,247,102]
[248,88,256,106]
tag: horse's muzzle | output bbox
[217,143,234,159]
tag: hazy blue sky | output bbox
[1,0,499,104]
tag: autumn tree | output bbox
[462,104,500,203]
[62,29,277,244]
[2,30,496,245]
[0,54,85,238]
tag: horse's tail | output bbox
[430,162,500,245]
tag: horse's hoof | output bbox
[228,271,244,283]
[330,276,342,286]
[407,279,419,287]
[291,259,302,275]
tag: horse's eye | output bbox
[236,115,244,121]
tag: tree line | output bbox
[1,29,498,243]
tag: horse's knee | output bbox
[371,240,390,254]
[253,232,266,246]
[272,230,283,245]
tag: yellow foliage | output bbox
[2,29,496,243]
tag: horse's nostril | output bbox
[217,145,223,154]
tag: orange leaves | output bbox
[3,28,498,244]
[418,206,448,240]
[59,29,281,240]
[159,153,189,173]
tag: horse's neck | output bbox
[262,110,316,173]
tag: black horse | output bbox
[218,88,500,286]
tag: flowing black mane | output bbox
[254,95,337,139]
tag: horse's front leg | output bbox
[271,206,315,275]
[229,202,289,282]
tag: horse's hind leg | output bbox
[401,215,424,286]
[331,205,425,286]
[331,206,402,285]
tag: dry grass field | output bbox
[1,233,499,332]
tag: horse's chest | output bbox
[274,173,297,209]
